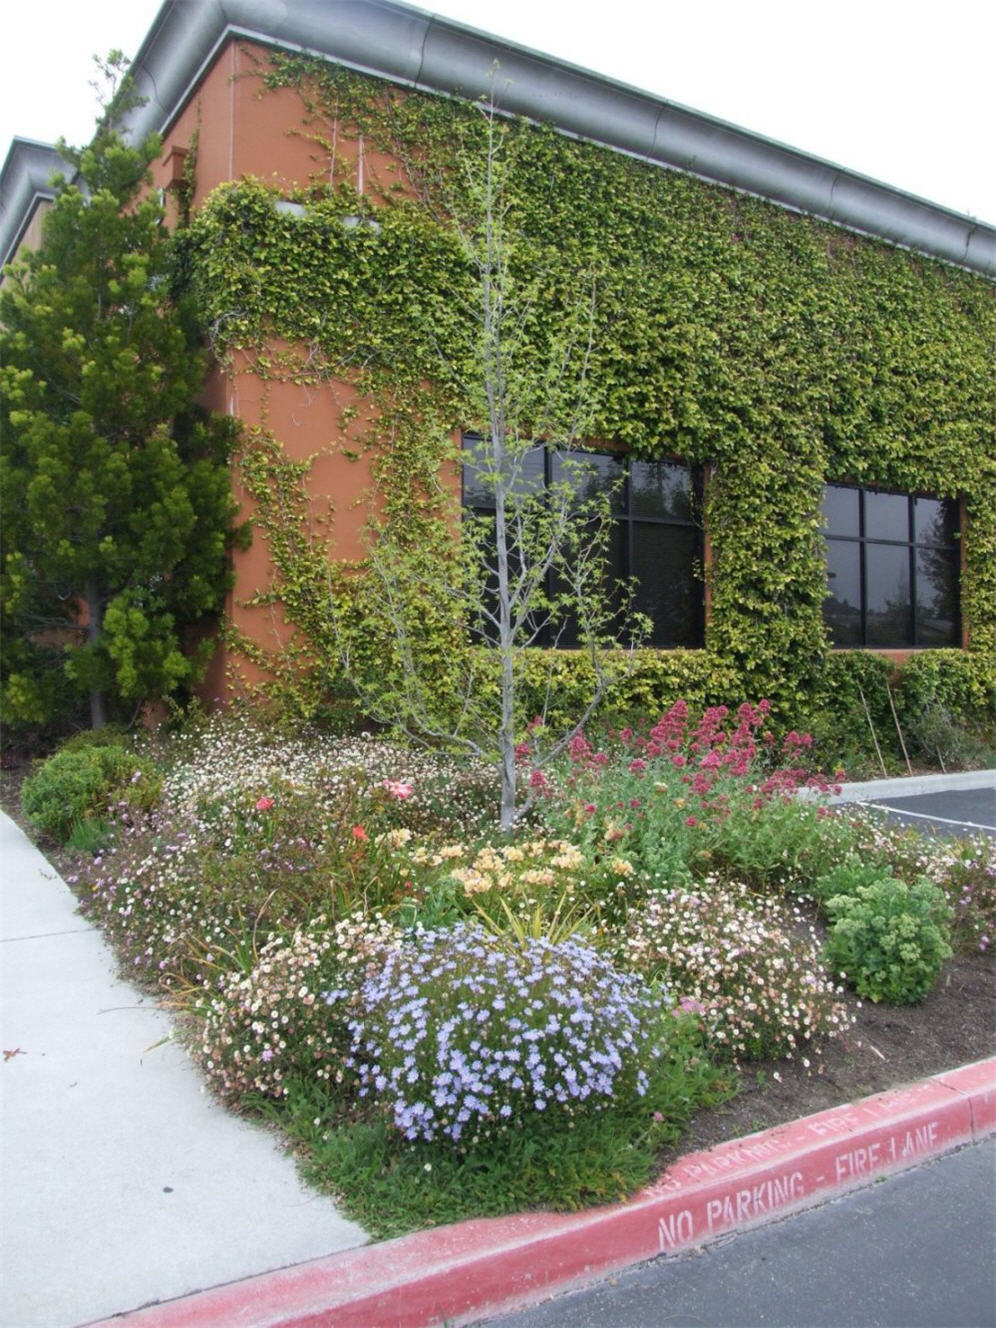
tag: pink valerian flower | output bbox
[529,769,548,790]
[568,732,593,764]
[381,780,413,800]
[650,699,688,747]
[255,796,274,812]
[782,730,814,757]
[628,758,647,775]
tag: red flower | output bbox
[255,796,274,812]
[352,825,369,841]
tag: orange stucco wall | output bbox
[147,39,413,699]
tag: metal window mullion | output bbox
[908,495,917,647]
[858,490,868,646]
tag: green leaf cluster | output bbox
[20,740,161,844]
[821,873,953,1005]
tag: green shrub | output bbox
[901,705,995,771]
[896,649,996,726]
[822,875,952,1005]
[806,651,899,775]
[65,817,114,856]
[56,725,131,754]
[21,742,161,843]
[897,651,996,770]
[813,857,895,903]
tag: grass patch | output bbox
[275,1035,735,1239]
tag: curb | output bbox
[85,1056,996,1328]
[827,768,996,804]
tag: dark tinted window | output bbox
[464,435,703,648]
[820,485,859,537]
[822,483,959,648]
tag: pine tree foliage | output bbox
[1,69,239,732]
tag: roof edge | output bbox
[0,140,76,269]
[5,0,995,278]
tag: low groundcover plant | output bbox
[621,880,854,1062]
[197,913,400,1102]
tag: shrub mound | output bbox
[622,880,853,1061]
[342,923,667,1145]
[822,875,953,1005]
[197,915,399,1101]
[21,740,160,843]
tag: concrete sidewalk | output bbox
[0,810,367,1328]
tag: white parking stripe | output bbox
[860,802,996,833]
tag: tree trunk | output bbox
[86,579,107,730]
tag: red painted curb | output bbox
[86,1056,996,1328]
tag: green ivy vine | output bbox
[181,50,995,728]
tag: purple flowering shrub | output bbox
[340,924,667,1145]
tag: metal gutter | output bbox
[4,0,995,277]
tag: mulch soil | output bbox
[670,948,994,1164]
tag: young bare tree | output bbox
[336,102,645,829]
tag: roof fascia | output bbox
[8,0,996,279]
[0,140,76,269]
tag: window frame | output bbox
[821,481,961,649]
[461,435,705,649]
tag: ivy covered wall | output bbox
[180,49,995,726]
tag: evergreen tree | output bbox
[1,66,239,732]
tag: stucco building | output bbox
[3,0,994,718]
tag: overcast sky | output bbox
[2,0,993,225]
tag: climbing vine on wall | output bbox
[182,50,995,725]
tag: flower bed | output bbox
[50,704,994,1236]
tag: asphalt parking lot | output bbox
[846,783,996,838]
